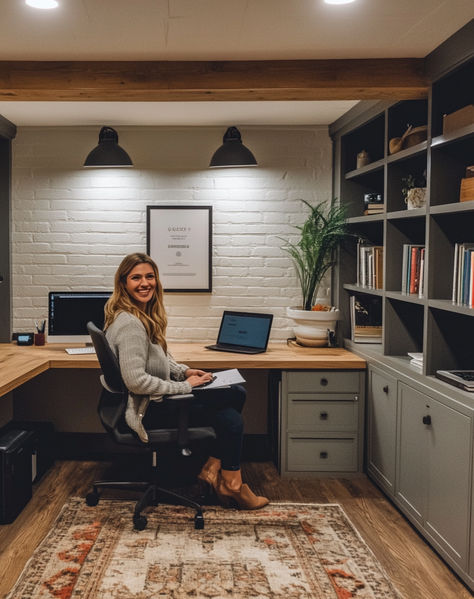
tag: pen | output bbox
[35,320,46,334]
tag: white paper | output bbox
[195,368,245,390]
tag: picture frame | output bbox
[146,205,212,292]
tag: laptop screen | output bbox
[217,311,273,350]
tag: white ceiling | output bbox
[0,0,472,127]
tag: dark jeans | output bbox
[143,384,246,471]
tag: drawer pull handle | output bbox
[320,412,328,420]
[320,451,328,459]
[320,378,328,387]
[422,415,431,426]
[383,385,389,393]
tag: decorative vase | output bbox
[356,150,370,169]
[287,306,340,347]
[406,187,427,210]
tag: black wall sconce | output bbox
[83,126,133,167]
[209,126,257,168]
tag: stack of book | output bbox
[350,295,383,343]
[401,244,425,296]
[363,202,385,216]
[356,242,383,289]
[408,352,423,373]
[452,242,474,306]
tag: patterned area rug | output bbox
[8,498,402,598]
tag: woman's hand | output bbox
[186,372,214,387]
[185,368,208,378]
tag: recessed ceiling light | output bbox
[25,0,59,9]
[324,0,357,4]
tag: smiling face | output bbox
[125,262,157,310]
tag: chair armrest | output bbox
[166,393,194,401]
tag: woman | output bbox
[103,252,268,510]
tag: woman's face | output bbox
[125,262,157,309]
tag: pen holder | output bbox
[34,332,45,346]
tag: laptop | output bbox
[206,311,273,354]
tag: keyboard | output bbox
[65,346,96,355]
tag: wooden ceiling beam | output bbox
[0,59,428,101]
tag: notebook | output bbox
[206,311,273,354]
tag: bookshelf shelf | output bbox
[428,299,474,316]
[345,158,385,180]
[386,208,426,220]
[343,284,384,296]
[385,291,426,305]
[429,201,474,215]
[386,141,428,164]
[431,124,474,149]
[347,214,384,224]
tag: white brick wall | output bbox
[12,125,333,342]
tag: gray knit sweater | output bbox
[104,311,191,441]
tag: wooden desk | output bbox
[0,342,365,397]
[1,342,366,475]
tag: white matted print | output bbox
[146,206,212,292]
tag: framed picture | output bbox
[146,205,212,292]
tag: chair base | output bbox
[85,479,205,530]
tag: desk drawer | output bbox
[288,398,358,432]
[286,371,360,393]
[287,436,357,471]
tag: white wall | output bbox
[11,125,333,342]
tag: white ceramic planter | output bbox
[287,306,340,347]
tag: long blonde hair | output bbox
[104,253,168,352]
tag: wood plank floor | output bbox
[0,460,471,599]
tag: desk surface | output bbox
[0,342,366,397]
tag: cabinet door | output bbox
[396,383,427,524]
[367,367,397,496]
[426,398,471,567]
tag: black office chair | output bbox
[85,321,216,530]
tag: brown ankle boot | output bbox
[197,456,221,491]
[216,469,269,510]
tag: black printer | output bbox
[0,428,36,524]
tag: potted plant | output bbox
[401,171,427,209]
[280,198,351,346]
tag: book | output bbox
[401,244,424,294]
[418,248,425,298]
[356,242,383,289]
[407,351,423,372]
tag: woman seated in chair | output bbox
[103,252,268,510]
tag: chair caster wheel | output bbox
[85,492,99,506]
[133,515,148,530]
[194,513,204,530]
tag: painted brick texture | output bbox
[12,126,332,342]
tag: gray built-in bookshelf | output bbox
[329,22,474,590]
[331,27,474,380]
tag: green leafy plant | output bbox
[280,199,351,311]
[401,171,427,202]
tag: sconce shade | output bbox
[83,126,133,167]
[209,126,257,168]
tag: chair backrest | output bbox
[87,321,124,393]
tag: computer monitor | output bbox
[48,291,111,343]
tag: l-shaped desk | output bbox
[0,343,366,476]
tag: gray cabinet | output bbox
[396,383,427,523]
[279,370,365,477]
[367,366,397,495]
[397,382,471,568]
[365,362,474,587]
